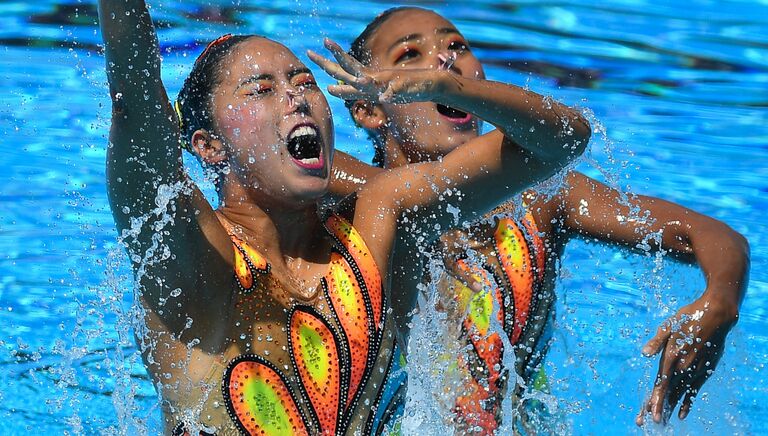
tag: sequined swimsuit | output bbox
[448,211,550,434]
[174,214,404,435]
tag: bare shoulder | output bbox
[349,175,405,278]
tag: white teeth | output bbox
[288,125,318,140]
[298,157,320,164]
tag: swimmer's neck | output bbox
[381,134,458,168]
[382,137,410,168]
[216,185,326,262]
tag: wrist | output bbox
[701,287,741,322]
[430,69,459,103]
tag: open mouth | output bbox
[436,103,472,124]
[287,124,324,170]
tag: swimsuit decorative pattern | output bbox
[221,215,397,435]
[452,211,547,434]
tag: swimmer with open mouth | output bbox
[325,6,749,433]
[98,1,587,433]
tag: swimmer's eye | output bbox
[293,73,318,91]
[243,81,274,96]
[447,40,469,53]
[394,47,419,65]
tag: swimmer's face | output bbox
[366,9,485,163]
[210,38,334,205]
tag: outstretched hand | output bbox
[636,293,738,425]
[307,38,445,103]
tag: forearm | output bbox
[98,0,185,231]
[625,204,748,312]
[434,71,591,160]
[629,197,750,309]
[679,221,749,310]
[98,0,161,100]
[391,130,569,241]
[562,174,748,313]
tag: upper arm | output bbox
[328,151,385,197]
[350,128,578,271]
[99,2,232,309]
[367,129,576,240]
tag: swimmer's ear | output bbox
[351,100,387,131]
[191,129,227,165]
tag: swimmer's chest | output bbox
[213,216,396,434]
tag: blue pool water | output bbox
[1,0,766,434]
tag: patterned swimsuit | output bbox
[448,211,551,434]
[174,215,404,435]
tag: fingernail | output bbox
[642,344,655,356]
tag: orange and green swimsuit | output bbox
[175,214,404,435]
[449,211,550,434]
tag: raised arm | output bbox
[328,151,383,198]
[311,41,587,256]
[552,172,748,424]
[99,1,231,326]
[424,69,590,161]
[311,39,590,162]
[357,127,580,265]
[99,0,186,231]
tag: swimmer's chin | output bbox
[283,180,331,204]
[432,135,477,157]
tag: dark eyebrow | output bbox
[237,74,273,90]
[387,33,423,54]
[387,28,463,54]
[436,27,461,37]
[287,67,313,80]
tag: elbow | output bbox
[569,113,592,159]
[714,223,751,293]
[729,228,750,304]
[719,221,750,264]
[733,229,751,265]
[550,116,590,167]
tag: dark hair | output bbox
[347,7,423,167]
[176,34,254,150]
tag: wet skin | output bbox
[204,38,334,206]
[99,2,586,432]
[327,7,749,429]
[362,9,485,163]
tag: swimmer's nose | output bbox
[286,88,300,106]
[286,88,310,113]
[437,51,461,74]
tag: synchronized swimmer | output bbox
[97,1,748,434]
[325,7,749,433]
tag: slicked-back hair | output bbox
[176,35,254,148]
